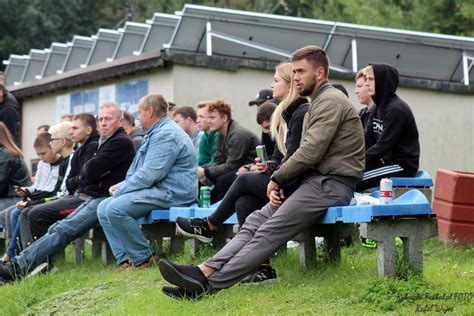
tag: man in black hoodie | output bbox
[0,84,20,144]
[0,103,135,282]
[356,63,420,191]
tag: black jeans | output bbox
[21,195,84,246]
[208,172,270,227]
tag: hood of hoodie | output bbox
[370,63,399,108]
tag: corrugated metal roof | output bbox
[3,4,473,87]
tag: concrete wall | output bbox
[20,64,474,180]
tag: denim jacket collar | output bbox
[146,117,170,136]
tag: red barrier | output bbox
[433,169,474,245]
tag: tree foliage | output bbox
[1,0,472,70]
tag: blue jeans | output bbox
[14,197,106,273]
[97,194,155,266]
[7,207,22,258]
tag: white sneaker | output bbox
[26,262,56,278]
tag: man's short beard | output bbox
[299,79,317,97]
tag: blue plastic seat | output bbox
[365,169,433,192]
[391,170,433,187]
[337,189,432,223]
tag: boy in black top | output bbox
[357,63,420,191]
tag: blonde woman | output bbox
[175,62,310,284]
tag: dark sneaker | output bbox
[162,286,206,300]
[240,265,278,285]
[158,259,208,295]
[175,217,215,243]
[0,261,22,283]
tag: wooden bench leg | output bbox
[323,234,341,263]
[72,237,85,264]
[212,228,228,250]
[170,235,185,255]
[92,238,102,259]
[90,227,114,264]
[151,237,164,257]
[101,240,114,265]
[189,239,203,258]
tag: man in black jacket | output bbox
[0,103,135,282]
[0,84,19,144]
[356,63,420,191]
[19,113,100,245]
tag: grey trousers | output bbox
[205,175,354,289]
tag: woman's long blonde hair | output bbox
[0,122,22,157]
[270,62,301,156]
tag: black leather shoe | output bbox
[158,259,208,295]
[162,286,207,300]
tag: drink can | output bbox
[200,186,211,208]
[256,145,268,166]
[379,178,393,204]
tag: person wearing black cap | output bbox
[249,89,277,156]
[248,89,274,107]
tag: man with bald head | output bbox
[97,94,198,270]
[0,102,135,283]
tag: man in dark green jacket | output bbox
[158,45,365,299]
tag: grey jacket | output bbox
[272,83,365,189]
[205,120,260,179]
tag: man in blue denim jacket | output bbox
[97,94,198,270]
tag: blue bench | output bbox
[83,172,436,272]
[163,189,436,277]
[296,189,437,277]
[88,205,199,264]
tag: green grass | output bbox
[1,239,473,315]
